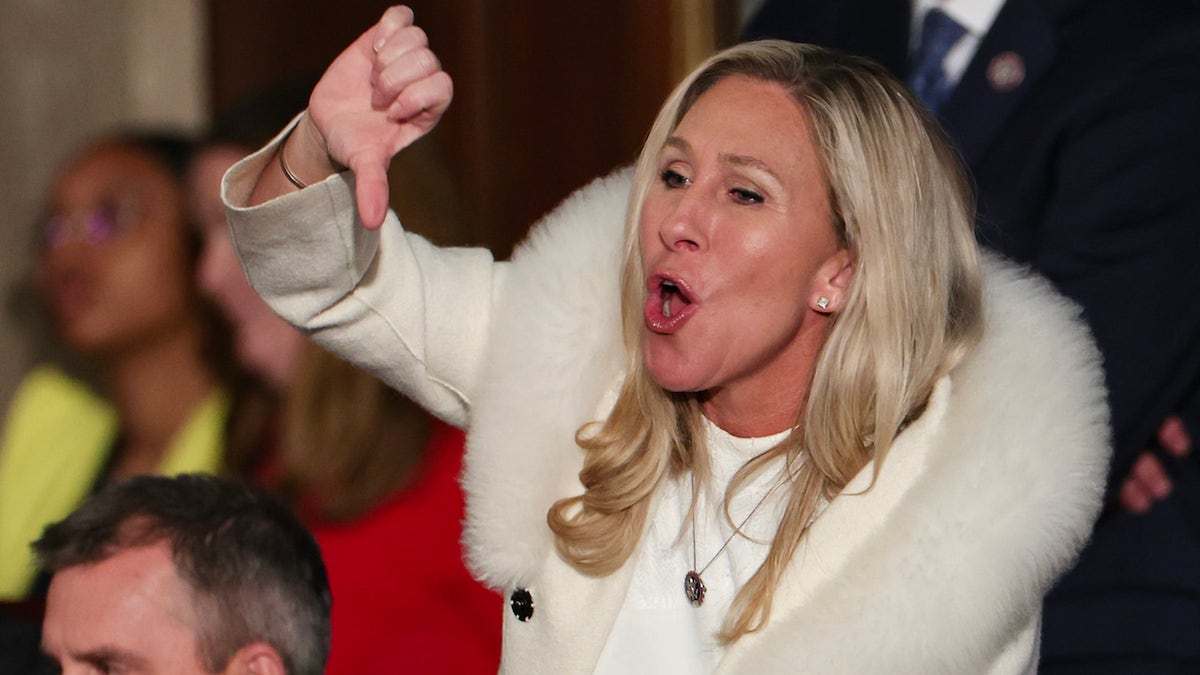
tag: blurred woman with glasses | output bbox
[0,133,232,604]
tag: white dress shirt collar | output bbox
[912,0,1006,38]
[909,0,1007,88]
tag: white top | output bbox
[910,0,1007,86]
[593,421,802,674]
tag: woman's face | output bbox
[39,143,196,357]
[188,145,301,389]
[639,75,848,429]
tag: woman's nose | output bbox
[658,191,709,253]
[41,238,91,274]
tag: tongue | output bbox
[661,287,688,318]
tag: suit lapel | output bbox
[940,0,1058,165]
[744,0,910,73]
[827,0,911,74]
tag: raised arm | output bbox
[224,6,498,428]
[250,5,452,229]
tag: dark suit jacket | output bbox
[746,0,1200,670]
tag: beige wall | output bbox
[0,0,207,407]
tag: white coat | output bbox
[225,129,1110,673]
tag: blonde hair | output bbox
[548,41,983,642]
[279,345,430,520]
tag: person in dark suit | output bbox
[744,1,1200,671]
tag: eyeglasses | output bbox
[41,199,141,250]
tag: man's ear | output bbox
[810,248,854,314]
[224,642,287,675]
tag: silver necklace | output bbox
[684,468,792,607]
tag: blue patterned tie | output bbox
[908,8,967,113]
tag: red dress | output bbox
[306,422,502,674]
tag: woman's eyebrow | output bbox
[663,136,692,154]
[720,153,780,183]
[663,137,780,182]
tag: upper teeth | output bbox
[662,280,677,317]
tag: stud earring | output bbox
[816,296,830,310]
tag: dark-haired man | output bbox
[35,474,331,675]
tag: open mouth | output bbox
[644,274,697,333]
[659,279,691,317]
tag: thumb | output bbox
[349,152,391,230]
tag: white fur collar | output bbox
[461,170,630,588]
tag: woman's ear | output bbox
[224,642,287,675]
[810,248,854,314]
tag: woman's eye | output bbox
[731,187,764,204]
[659,169,689,189]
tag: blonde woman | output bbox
[224,6,1109,673]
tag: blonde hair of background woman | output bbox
[548,40,983,643]
[281,345,431,520]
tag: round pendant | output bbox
[684,570,706,607]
